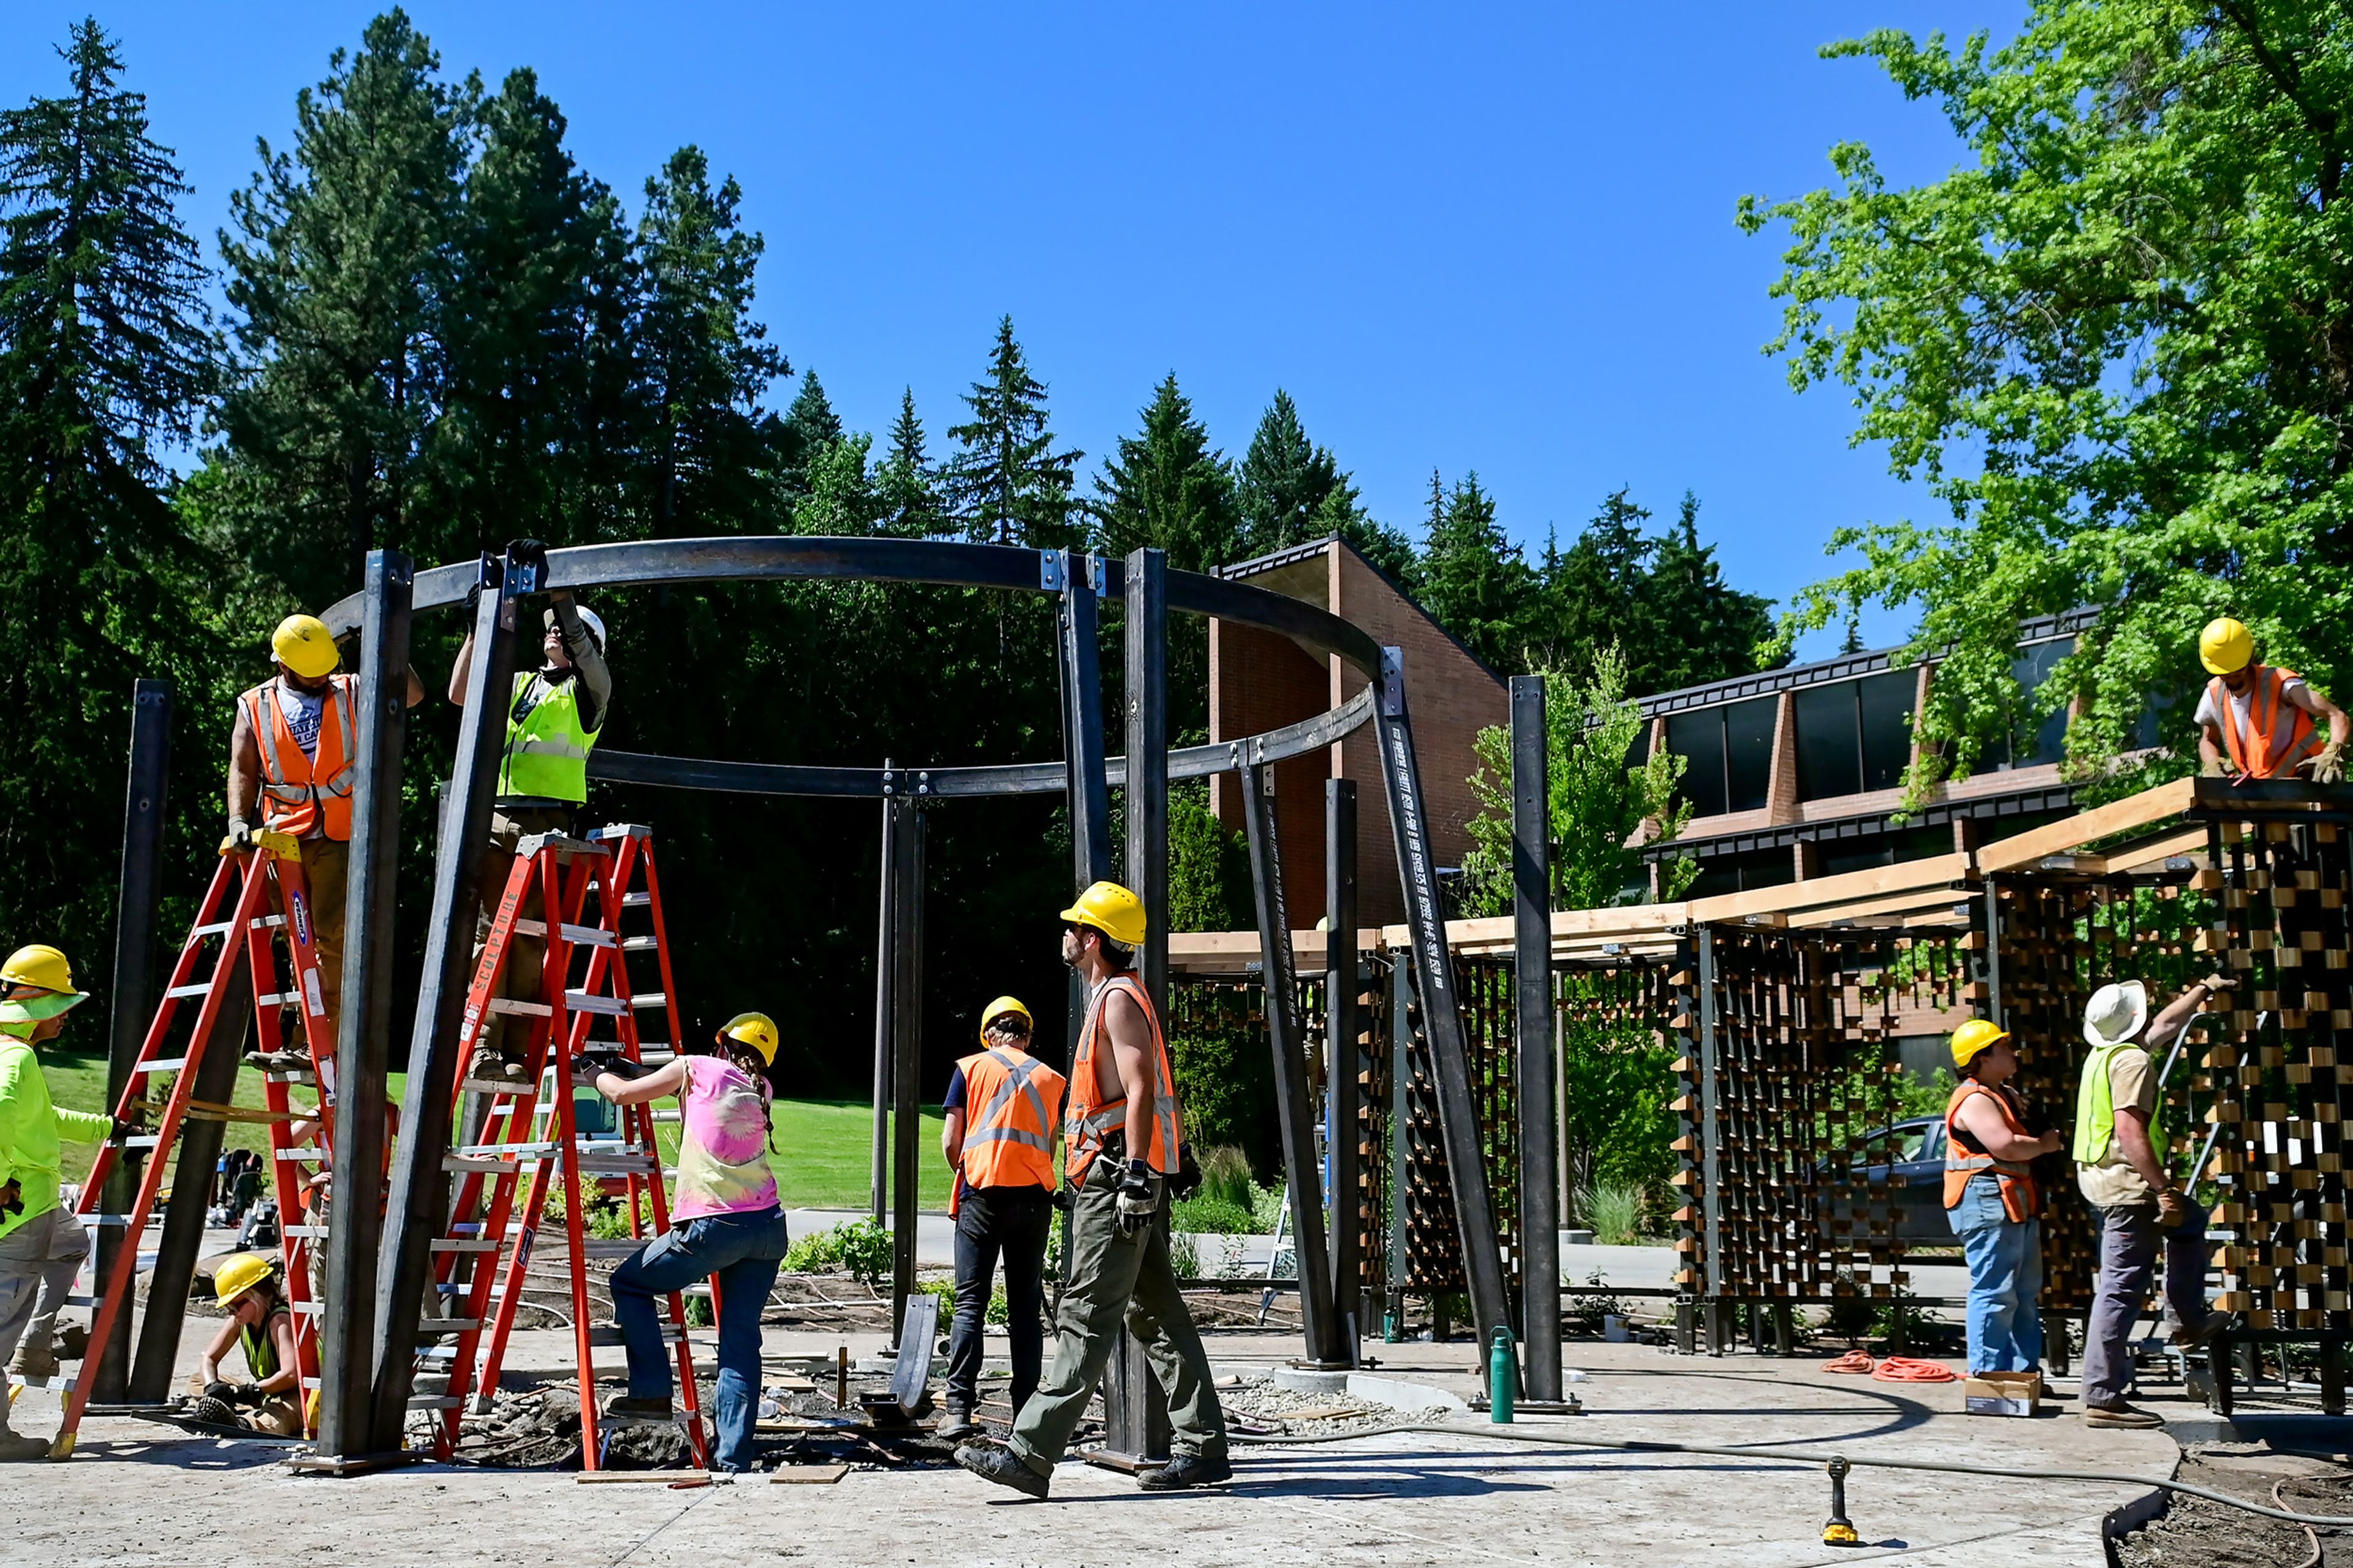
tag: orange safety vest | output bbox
[2208,665,2321,779]
[1064,973,1181,1183]
[1943,1079,2043,1223]
[241,675,359,840]
[955,1045,1066,1199]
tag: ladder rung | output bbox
[274,1149,325,1162]
[292,1301,322,1316]
[422,1319,485,1335]
[650,1110,681,1124]
[630,993,667,1010]
[577,1151,658,1173]
[119,1135,163,1150]
[408,1395,464,1410]
[488,997,555,1017]
[190,922,235,940]
[78,1214,142,1229]
[256,991,296,1008]
[449,1223,488,1236]
[164,983,211,999]
[458,1141,561,1159]
[430,1240,501,1254]
[139,1056,188,1074]
[254,914,287,929]
[564,992,627,1017]
[515,918,616,947]
[263,1070,317,1085]
[443,1154,520,1174]
[283,1225,328,1240]
[623,892,652,906]
[579,1238,644,1259]
[622,936,659,950]
[460,1077,536,1096]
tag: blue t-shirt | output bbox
[942,1066,968,1113]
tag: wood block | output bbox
[770,1464,851,1485]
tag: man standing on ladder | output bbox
[0,944,118,1460]
[937,996,1065,1441]
[227,612,424,1061]
[2194,618,2347,782]
[449,544,612,1084]
[955,882,1228,1498]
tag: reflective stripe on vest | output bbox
[2074,1040,2165,1167]
[957,1045,1066,1194]
[2209,667,2320,779]
[1942,1079,2041,1219]
[243,676,357,840]
[498,671,601,801]
[1065,973,1181,1181]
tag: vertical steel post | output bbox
[1107,545,1170,1461]
[1510,676,1561,1401]
[316,549,411,1460]
[1697,928,1724,1342]
[1370,646,1514,1357]
[1324,778,1361,1357]
[872,778,896,1225]
[1241,760,1341,1363]
[96,680,170,1404]
[889,797,924,1344]
[370,561,516,1454]
[1059,552,1113,1066]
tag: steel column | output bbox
[93,679,170,1405]
[316,549,411,1459]
[1510,676,1561,1400]
[1370,645,1514,1355]
[1697,928,1724,1317]
[1241,761,1342,1363]
[871,781,895,1224]
[369,561,517,1454]
[1061,553,1113,1066]
[889,795,924,1344]
[1324,778,1361,1355]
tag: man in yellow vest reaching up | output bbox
[228,613,425,1053]
[954,881,1227,1499]
[2074,974,2227,1430]
[449,545,612,1083]
[2194,618,2347,782]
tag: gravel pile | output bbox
[1219,1376,1404,1436]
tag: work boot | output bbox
[935,1403,979,1442]
[243,1050,308,1075]
[0,1428,50,1463]
[602,1394,673,1422]
[2169,1315,2224,1351]
[9,1344,56,1382]
[1139,1450,1232,1491]
[954,1439,1050,1499]
[53,1324,87,1362]
[188,1396,240,1429]
[2083,1401,2164,1429]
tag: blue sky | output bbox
[4,2,2026,660]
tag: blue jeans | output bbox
[611,1206,790,1472]
[1947,1176,2043,1374]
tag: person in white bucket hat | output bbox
[2073,972,2230,1429]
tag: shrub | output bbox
[1195,1146,1255,1212]
[1169,1030,1277,1174]
[1578,1181,1643,1246]
[1169,1232,1200,1278]
[1171,1194,1256,1235]
[834,1218,892,1287]
[783,1226,843,1274]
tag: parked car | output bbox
[1819,1116,1952,1246]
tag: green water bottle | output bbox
[1488,1328,1515,1423]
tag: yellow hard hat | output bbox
[1950,1019,2010,1069]
[213,1252,278,1310]
[271,613,341,679]
[1,943,84,1001]
[2200,617,2254,675]
[979,996,1033,1042]
[1059,880,1146,948]
[716,1012,779,1066]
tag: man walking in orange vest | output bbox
[936,996,1065,1441]
[2195,618,2347,782]
[954,881,1228,1498]
[226,613,422,1049]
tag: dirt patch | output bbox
[2113,1450,2353,1567]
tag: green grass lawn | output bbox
[36,1044,947,1211]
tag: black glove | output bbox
[1169,1143,1203,1202]
[0,1179,21,1219]
[233,1382,266,1404]
[110,1115,141,1143]
[1115,1158,1160,1237]
[576,1043,649,1081]
[202,1380,237,1403]
[506,537,550,594]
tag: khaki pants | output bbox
[296,836,347,1033]
[471,806,571,1062]
[0,1207,88,1408]
[1006,1158,1226,1475]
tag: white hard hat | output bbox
[2082,981,2149,1049]
[546,604,607,651]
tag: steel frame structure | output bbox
[274,534,1515,1464]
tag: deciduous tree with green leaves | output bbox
[1740,1,2353,801]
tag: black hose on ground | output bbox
[1229,1420,2353,1528]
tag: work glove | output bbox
[2314,740,2347,786]
[0,1179,21,1219]
[1115,1158,1160,1237]
[221,817,255,855]
[2202,755,2229,778]
[109,1115,142,1143]
[233,1382,266,1405]
[506,537,551,594]
[202,1381,237,1403]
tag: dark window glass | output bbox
[1667,710,1727,817]
[1626,719,1652,770]
[1794,684,1863,800]
[1819,840,1894,877]
[2135,686,2175,751]
[1857,672,1914,792]
[1688,847,1793,898]
[2009,638,2072,767]
[1724,698,1776,812]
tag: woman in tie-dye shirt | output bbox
[587,1012,790,1472]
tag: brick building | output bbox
[1208,536,1506,926]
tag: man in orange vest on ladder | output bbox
[227,612,423,1061]
[954,881,1229,1499]
[936,996,1066,1441]
[2195,618,2347,783]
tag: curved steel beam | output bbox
[319,536,1381,674]
[583,686,1375,800]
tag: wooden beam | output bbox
[1688,852,1972,924]
[2108,825,2210,873]
[1787,885,1979,929]
[1972,776,2195,873]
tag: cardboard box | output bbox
[1963,1370,2042,1417]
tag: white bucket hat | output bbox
[2083,981,2150,1048]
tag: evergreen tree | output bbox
[1644,493,1774,690]
[1089,373,1240,572]
[776,368,842,498]
[1416,471,1531,670]
[0,18,224,971]
[213,8,475,605]
[1235,388,1342,554]
[873,387,941,537]
[943,315,1080,549]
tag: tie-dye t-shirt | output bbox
[671,1055,779,1219]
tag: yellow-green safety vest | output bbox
[497,671,600,802]
[2073,1040,2166,1168]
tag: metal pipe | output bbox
[871,781,895,1225]
[94,678,170,1405]
[888,797,923,1346]
[1324,778,1361,1357]
[1510,675,1561,1401]
[369,558,515,1455]
[316,549,411,1459]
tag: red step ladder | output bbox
[53,833,339,1458]
[415,824,708,1469]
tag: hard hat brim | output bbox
[0,991,88,1024]
[1952,1030,2009,1066]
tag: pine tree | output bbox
[943,315,1080,549]
[1416,471,1531,670]
[1235,388,1341,554]
[213,8,476,604]
[1646,493,1775,689]
[1089,373,1240,572]
[874,387,941,537]
[776,368,843,498]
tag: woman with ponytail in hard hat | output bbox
[584,1013,787,1473]
[191,1254,302,1435]
[1942,1021,2064,1388]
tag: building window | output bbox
[1859,672,1914,790]
[1667,696,1774,817]
[1666,710,1727,817]
[1688,846,1796,899]
[1795,671,1915,801]
[1985,637,2072,770]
